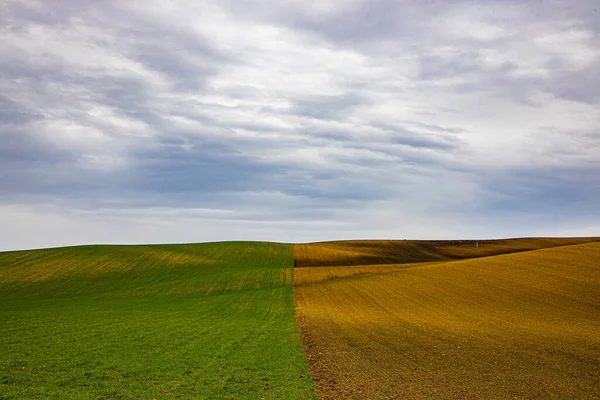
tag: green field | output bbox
[0,242,317,399]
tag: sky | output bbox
[1,0,599,250]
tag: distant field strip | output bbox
[294,262,437,286]
[0,242,316,399]
[294,237,600,268]
[295,242,600,399]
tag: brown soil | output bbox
[295,241,600,399]
[294,237,600,268]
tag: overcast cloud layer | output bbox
[1,0,599,250]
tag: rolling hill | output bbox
[294,237,600,268]
[295,241,600,399]
[0,242,316,399]
[3,237,598,399]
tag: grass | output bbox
[295,241,600,399]
[0,242,317,400]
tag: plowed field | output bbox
[294,237,600,268]
[295,241,600,399]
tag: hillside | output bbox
[295,242,600,399]
[294,237,600,268]
[3,237,598,399]
[0,242,316,399]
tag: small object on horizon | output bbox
[476,240,479,248]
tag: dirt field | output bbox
[295,241,600,399]
[294,237,600,268]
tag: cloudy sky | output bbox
[1,0,599,250]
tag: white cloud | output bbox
[1,0,599,249]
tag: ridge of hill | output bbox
[294,237,600,268]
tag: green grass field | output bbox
[0,242,316,400]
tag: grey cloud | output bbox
[3,0,231,89]
[0,144,78,202]
[296,120,465,154]
[0,96,43,125]
[479,165,600,219]
[255,0,600,107]
[291,0,600,49]
[295,1,438,47]
[118,17,233,92]
[2,0,108,29]
[415,50,507,82]
[128,137,282,195]
[374,123,462,150]
[290,93,368,120]
[0,98,74,197]
[132,43,215,90]
[548,60,600,104]
[399,121,466,135]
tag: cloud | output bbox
[0,0,599,250]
